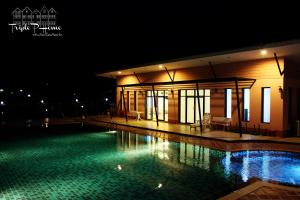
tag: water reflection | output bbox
[115,131,225,171]
[221,150,300,185]
[115,131,300,186]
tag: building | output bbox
[97,40,300,137]
[11,6,56,27]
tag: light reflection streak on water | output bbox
[115,131,300,186]
[221,150,300,185]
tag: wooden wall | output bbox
[116,58,286,136]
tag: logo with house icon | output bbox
[9,6,62,37]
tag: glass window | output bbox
[243,89,250,121]
[205,89,210,96]
[262,88,271,123]
[198,90,204,96]
[225,89,232,118]
[158,91,164,96]
[181,90,186,97]
[187,90,194,96]
[180,97,186,123]
[205,96,210,113]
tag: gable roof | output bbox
[11,8,21,14]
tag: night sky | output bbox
[4,1,300,87]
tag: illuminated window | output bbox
[243,88,250,121]
[179,89,210,123]
[225,89,232,118]
[262,87,271,123]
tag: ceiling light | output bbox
[261,50,267,55]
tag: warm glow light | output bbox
[261,50,267,55]
[118,71,122,74]
[41,100,44,104]
[105,98,108,102]
[27,94,31,98]
[157,183,163,188]
[75,98,79,103]
[19,89,23,92]
[0,101,4,105]
[159,64,163,69]
[45,109,48,112]
[81,105,84,108]
[117,164,122,171]
[0,89,3,92]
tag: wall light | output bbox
[279,86,284,98]
[261,50,267,55]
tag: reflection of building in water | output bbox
[115,131,225,170]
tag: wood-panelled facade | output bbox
[114,57,300,137]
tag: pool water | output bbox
[0,128,299,200]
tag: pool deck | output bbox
[218,181,300,200]
[84,115,300,153]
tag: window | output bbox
[262,87,271,123]
[127,91,130,111]
[225,89,232,118]
[134,91,137,111]
[243,88,250,121]
[146,90,168,121]
[179,89,210,123]
[120,91,123,111]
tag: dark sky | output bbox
[5,0,300,87]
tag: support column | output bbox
[152,85,159,127]
[196,82,203,133]
[121,87,128,123]
[235,79,242,137]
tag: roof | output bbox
[96,39,300,78]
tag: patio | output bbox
[84,115,300,153]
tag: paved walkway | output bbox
[87,116,300,144]
[85,116,300,153]
[219,181,300,200]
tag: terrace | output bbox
[86,115,300,153]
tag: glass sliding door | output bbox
[187,97,195,123]
[146,90,168,121]
[180,90,186,123]
[179,89,210,124]
[157,97,164,120]
[146,92,153,120]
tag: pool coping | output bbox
[218,181,300,200]
[85,119,300,153]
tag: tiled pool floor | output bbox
[0,129,244,200]
[1,127,299,200]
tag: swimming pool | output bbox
[0,128,299,199]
